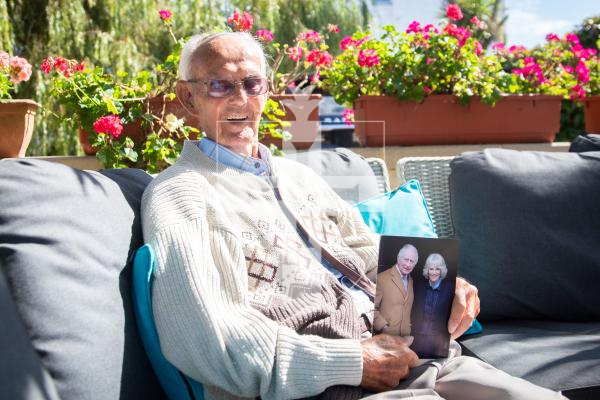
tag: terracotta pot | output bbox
[263,93,322,150]
[584,96,600,134]
[79,96,200,155]
[353,95,562,146]
[0,99,39,158]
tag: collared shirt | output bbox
[395,264,409,290]
[196,138,372,308]
[198,137,270,179]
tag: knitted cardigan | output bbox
[141,142,379,400]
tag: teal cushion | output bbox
[354,179,437,237]
[132,244,205,400]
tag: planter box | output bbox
[584,96,600,134]
[0,99,40,158]
[353,95,562,146]
[79,96,200,155]
[262,93,322,150]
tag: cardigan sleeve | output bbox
[143,198,363,400]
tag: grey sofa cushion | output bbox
[288,148,381,203]
[0,159,165,400]
[0,270,60,400]
[450,150,600,321]
[460,321,600,398]
[569,134,600,152]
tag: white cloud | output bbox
[505,8,572,47]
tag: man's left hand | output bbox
[447,277,480,340]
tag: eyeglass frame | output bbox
[183,76,270,98]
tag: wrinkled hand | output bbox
[360,334,419,392]
[448,277,480,340]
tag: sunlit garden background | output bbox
[0,0,598,166]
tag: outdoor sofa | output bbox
[1,145,599,400]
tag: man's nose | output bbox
[228,82,249,103]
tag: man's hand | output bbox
[360,334,419,392]
[448,277,480,340]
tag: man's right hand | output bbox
[360,335,419,392]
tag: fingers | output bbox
[360,335,420,392]
[449,278,481,339]
[448,279,467,334]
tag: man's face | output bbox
[180,36,268,156]
[397,248,417,276]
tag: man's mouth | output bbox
[225,114,249,122]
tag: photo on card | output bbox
[373,235,459,359]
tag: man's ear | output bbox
[176,80,195,114]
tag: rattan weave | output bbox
[396,157,455,238]
[366,157,391,195]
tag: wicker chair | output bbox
[366,157,391,195]
[396,157,455,238]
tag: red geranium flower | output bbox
[93,115,124,139]
[256,29,274,43]
[40,58,53,74]
[158,9,172,21]
[227,10,253,32]
[446,4,463,21]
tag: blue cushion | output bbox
[132,244,205,400]
[353,179,437,237]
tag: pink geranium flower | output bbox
[406,21,422,34]
[473,40,483,56]
[545,33,560,42]
[286,46,303,62]
[562,64,575,74]
[93,115,124,139]
[342,108,354,125]
[576,60,590,83]
[227,10,253,32]
[297,30,321,43]
[470,16,484,29]
[158,9,172,21]
[570,84,585,100]
[565,33,580,45]
[491,42,505,52]
[8,56,32,84]
[357,49,380,67]
[310,70,321,84]
[446,4,464,21]
[444,24,470,46]
[423,24,439,34]
[328,24,340,33]
[40,58,53,74]
[256,29,274,43]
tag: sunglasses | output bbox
[186,77,269,98]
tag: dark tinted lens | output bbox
[243,78,267,96]
[208,80,234,97]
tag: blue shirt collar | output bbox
[197,137,271,177]
[429,279,442,290]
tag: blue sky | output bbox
[505,0,599,47]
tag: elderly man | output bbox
[374,244,419,336]
[141,32,565,400]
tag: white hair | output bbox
[422,253,448,280]
[397,244,418,263]
[178,32,268,80]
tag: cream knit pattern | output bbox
[141,142,379,400]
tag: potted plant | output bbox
[0,51,38,158]
[495,31,599,135]
[322,4,563,146]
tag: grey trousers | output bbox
[362,342,566,400]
